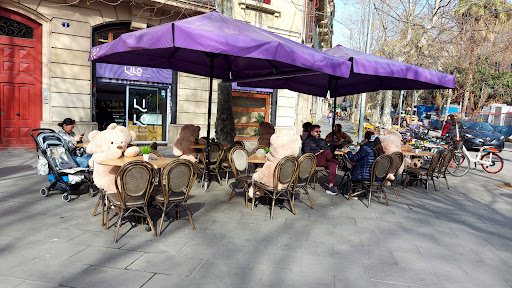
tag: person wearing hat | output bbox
[57,118,92,168]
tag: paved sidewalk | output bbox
[1,120,512,288]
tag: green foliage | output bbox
[141,146,151,154]
[254,113,265,123]
[254,128,260,136]
[264,147,270,154]
[210,137,216,142]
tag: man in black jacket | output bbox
[303,125,342,195]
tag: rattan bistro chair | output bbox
[106,160,157,243]
[388,152,404,199]
[221,141,245,185]
[227,147,252,207]
[404,150,443,190]
[365,154,392,207]
[154,159,197,235]
[434,148,454,190]
[292,153,316,209]
[251,156,299,219]
[197,142,224,186]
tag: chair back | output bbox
[233,141,245,148]
[438,148,455,173]
[427,150,444,174]
[251,145,267,155]
[296,153,316,185]
[160,159,197,202]
[115,160,156,208]
[370,154,392,184]
[229,146,249,179]
[273,156,298,191]
[388,152,404,175]
[203,142,224,165]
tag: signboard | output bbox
[96,63,172,84]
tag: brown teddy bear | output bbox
[257,121,275,148]
[173,124,207,162]
[248,134,301,198]
[86,124,139,193]
[378,129,411,185]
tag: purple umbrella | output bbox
[237,44,455,147]
[88,12,352,188]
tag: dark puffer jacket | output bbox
[302,134,330,154]
[346,142,377,182]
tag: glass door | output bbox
[126,86,167,144]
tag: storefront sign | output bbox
[96,63,173,84]
[232,82,273,93]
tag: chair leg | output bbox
[183,204,195,230]
[225,171,229,186]
[144,206,156,237]
[105,200,110,230]
[245,190,248,208]
[228,183,235,201]
[216,170,223,186]
[368,188,372,208]
[92,194,102,216]
[382,188,389,206]
[444,174,449,189]
[433,177,438,191]
[113,211,123,243]
[305,190,314,209]
[289,194,296,215]
[393,180,399,199]
[251,194,256,211]
[158,203,167,236]
[270,197,276,219]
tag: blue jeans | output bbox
[72,154,92,168]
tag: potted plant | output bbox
[264,147,270,154]
[413,143,421,154]
[141,146,151,161]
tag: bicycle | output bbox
[447,142,504,176]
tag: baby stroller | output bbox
[30,128,94,202]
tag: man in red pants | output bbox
[302,125,343,195]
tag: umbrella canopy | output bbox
[89,11,352,80]
[237,44,455,97]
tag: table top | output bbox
[190,143,231,149]
[401,150,435,157]
[99,156,176,169]
[247,154,266,164]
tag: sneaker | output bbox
[325,186,338,195]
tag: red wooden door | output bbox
[0,9,42,146]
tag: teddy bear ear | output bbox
[88,130,100,142]
[107,123,117,130]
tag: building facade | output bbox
[0,0,330,148]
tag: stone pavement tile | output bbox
[68,230,138,249]
[191,259,265,286]
[2,259,89,285]
[140,273,184,288]
[466,245,512,268]
[62,265,153,288]
[414,243,482,264]
[368,280,427,287]
[120,235,190,254]
[11,281,64,288]
[366,263,442,287]
[260,268,335,288]
[392,251,465,272]
[177,241,246,262]
[18,227,86,243]
[335,276,371,288]
[65,246,144,269]
[162,229,226,243]
[299,254,356,275]
[206,220,261,232]
[175,276,224,288]
[365,248,398,265]
[0,276,23,288]
[434,269,511,288]
[238,247,303,270]
[308,227,340,244]
[6,240,88,261]
[127,252,204,276]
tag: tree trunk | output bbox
[215,81,236,144]
[381,90,392,129]
[351,94,359,123]
[371,91,383,126]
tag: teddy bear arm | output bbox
[124,146,140,157]
[93,150,123,163]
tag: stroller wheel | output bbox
[62,193,71,202]
[40,187,49,197]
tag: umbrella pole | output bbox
[204,54,215,191]
[331,77,339,153]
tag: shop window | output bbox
[95,28,130,46]
[232,91,270,140]
[0,16,33,39]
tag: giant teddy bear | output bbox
[87,123,140,193]
[257,121,275,148]
[248,134,301,198]
[173,124,207,162]
[378,129,411,185]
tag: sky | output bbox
[332,0,355,47]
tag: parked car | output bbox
[460,121,505,152]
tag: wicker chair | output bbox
[388,152,404,199]
[433,148,454,190]
[404,150,443,190]
[251,145,267,155]
[226,147,252,207]
[154,159,197,235]
[106,160,157,243]
[251,156,298,219]
[365,154,393,207]
[292,153,316,209]
[196,142,224,186]
[221,141,246,185]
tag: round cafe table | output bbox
[401,150,434,157]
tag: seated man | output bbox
[303,125,343,195]
[326,124,352,151]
